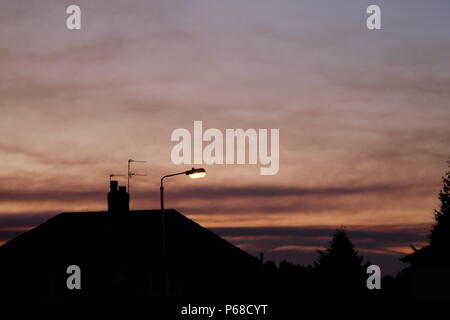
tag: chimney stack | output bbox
[108,181,129,214]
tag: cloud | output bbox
[177,183,413,198]
[212,225,430,253]
[0,182,416,203]
[0,212,57,230]
[0,0,449,276]
[211,224,430,275]
[0,142,100,167]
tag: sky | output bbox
[1,0,450,275]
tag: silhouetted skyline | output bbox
[1,0,450,276]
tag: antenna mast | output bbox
[127,159,147,208]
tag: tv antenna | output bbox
[109,174,126,182]
[127,159,147,204]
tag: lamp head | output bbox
[185,168,206,179]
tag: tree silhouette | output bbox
[430,161,450,249]
[399,161,450,299]
[314,229,368,296]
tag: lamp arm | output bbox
[160,171,186,187]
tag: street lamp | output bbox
[160,168,206,213]
[159,167,206,295]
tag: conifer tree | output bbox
[430,161,450,248]
[315,229,368,294]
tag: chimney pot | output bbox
[108,183,129,214]
[110,180,118,192]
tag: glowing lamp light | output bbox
[186,168,206,179]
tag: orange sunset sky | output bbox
[1,0,450,274]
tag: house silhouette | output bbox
[402,245,450,299]
[0,182,261,300]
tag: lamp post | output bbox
[160,167,206,295]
